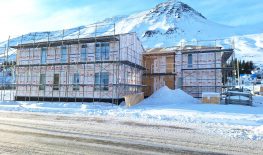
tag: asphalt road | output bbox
[0,111,262,155]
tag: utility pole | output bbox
[237,59,240,87]
[6,36,10,62]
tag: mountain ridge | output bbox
[0,0,262,62]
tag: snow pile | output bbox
[137,86,200,107]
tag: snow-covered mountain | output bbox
[0,0,262,62]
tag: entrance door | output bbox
[154,76,165,92]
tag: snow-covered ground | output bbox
[0,90,15,100]
[0,86,262,141]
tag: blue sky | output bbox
[0,0,262,41]
[181,0,263,26]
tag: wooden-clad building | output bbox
[143,48,176,97]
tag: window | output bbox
[188,54,193,68]
[39,74,46,90]
[41,48,47,64]
[61,46,67,63]
[53,74,60,90]
[94,72,109,91]
[81,45,87,62]
[73,73,80,91]
[95,42,110,61]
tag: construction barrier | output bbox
[124,92,144,107]
[202,92,220,104]
[260,86,263,96]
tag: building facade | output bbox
[13,33,144,103]
[143,46,234,98]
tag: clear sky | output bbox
[0,0,262,41]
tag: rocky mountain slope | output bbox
[0,0,262,62]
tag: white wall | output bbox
[175,51,223,97]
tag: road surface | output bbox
[0,111,262,155]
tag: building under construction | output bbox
[10,26,145,104]
[143,42,235,98]
[0,24,236,103]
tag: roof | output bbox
[144,46,233,56]
[10,33,136,49]
[144,47,178,56]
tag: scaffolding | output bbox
[0,24,145,104]
[143,39,235,98]
[143,48,176,97]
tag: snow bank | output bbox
[0,96,263,140]
[137,86,200,107]
[1,89,263,140]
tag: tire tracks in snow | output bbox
[0,111,262,155]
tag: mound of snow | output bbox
[137,86,200,108]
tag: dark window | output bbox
[39,74,46,90]
[53,74,60,90]
[95,42,110,61]
[41,48,47,64]
[73,73,80,91]
[61,46,67,63]
[188,54,193,68]
[81,45,87,62]
[94,72,109,91]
